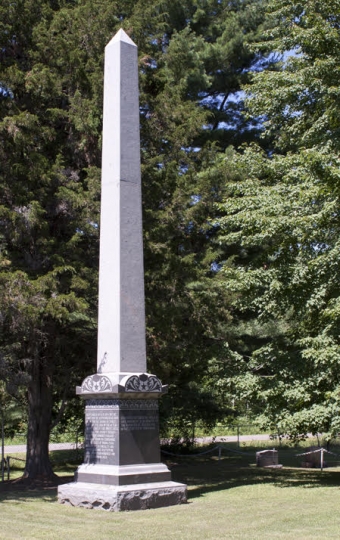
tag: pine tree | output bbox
[0,0,270,482]
[128,0,272,435]
[0,0,110,483]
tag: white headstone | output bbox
[97,29,146,374]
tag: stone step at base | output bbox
[58,480,187,512]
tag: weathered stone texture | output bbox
[58,481,187,512]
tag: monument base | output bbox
[58,480,187,511]
[74,462,171,485]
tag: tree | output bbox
[215,0,340,439]
[128,0,273,436]
[0,0,110,483]
[0,0,271,483]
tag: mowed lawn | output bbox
[1,445,340,540]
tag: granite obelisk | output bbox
[97,29,147,376]
[58,29,187,511]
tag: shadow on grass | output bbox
[0,482,61,504]
[182,464,340,500]
[166,442,340,500]
[0,450,78,504]
[2,444,340,505]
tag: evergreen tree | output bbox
[128,0,271,435]
[0,0,111,483]
[0,0,269,482]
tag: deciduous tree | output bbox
[215,0,340,439]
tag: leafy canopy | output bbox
[215,0,340,438]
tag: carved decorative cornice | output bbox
[81,374,113,393]
[125,373,162,392]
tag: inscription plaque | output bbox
[83,399,160,466]
[120,415,158,431]
[85,405,119,465]
[120,408,160,465]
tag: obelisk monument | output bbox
[97,28,147,376]
[58,30,187,511]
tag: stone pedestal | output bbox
[58,373,187,511]
[82,398,161,469]
[58,481,187,512]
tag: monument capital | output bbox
[76,372,168,398]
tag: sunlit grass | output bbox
[1,442,340,539]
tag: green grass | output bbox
[2,433,26,446]
[2,443,340,539]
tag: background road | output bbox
[3,434,272,455]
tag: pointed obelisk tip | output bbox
[107,28,137,47]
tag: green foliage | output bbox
[127,0,271,433]
[0,0,272,475]
[215,0,340,438]
[0,0,111,477]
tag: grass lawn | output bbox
[1,443,340,539]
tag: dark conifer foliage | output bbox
[0,0,268,480]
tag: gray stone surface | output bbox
[74,463,171,486]
[97,28,146,374]
[58,481,187,512]
[83,398,161,467]
[76,372,168,397]
[256,449,280,467]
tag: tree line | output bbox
[0,0,339,483]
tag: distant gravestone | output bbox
[256,449,281,468]
[300,446,326,468]
[57,29,187,511]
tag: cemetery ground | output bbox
[1,441,340,539]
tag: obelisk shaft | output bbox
[97,30,146,374]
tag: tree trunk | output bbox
[23,354,58,485]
